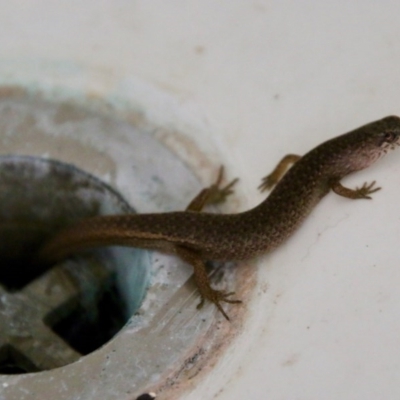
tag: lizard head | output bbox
[369,115,400,152]
[363,115,400,154]
[345,115,400,170]
[323,115,400,176]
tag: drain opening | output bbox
[0,155,149,373]
[0,345,40,374]
[50,283,127,355]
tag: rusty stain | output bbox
[53,102,94,124]
[153,263,255,399]
[0,86,26,99]
[260,282,269,293]
[281,353,300,367]
[194,45,205,55]
[155,128,217,184]
[0,88,117,181]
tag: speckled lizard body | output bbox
[39,116,400,319]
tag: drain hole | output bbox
[0,156,150,373]
[50,282,127,355]
[0,260,49,292]
[0,345,39,374]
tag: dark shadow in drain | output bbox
[0,156,149,373]
[0,259,49,292]
[0,345,40,374]
[51,281,127,355]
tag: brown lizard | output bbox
[38,116,400,320]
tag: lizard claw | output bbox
[197,288,242,321]
[258,174,276,192]
[208,166,239,205]
[354,181,381,199]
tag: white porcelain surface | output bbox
[0,1,400,399]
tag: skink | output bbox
[39,116,400,319]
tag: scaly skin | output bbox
[38,116,400,319]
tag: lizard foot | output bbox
[258,173,276,192]
[197,287,242,321]
[207,166,239,205]
[186,166,238,212]
[354,181,381,199]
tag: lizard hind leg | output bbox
[259,154,301,192]
[176,246,241,321]
[179,167,241,320]
[186,166,238,212]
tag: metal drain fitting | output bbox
[0,88,245,400]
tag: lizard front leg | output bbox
[186,166,238,212]
[182,167,240,319]
[330,180,381,199]
[176,246,241,321]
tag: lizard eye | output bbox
[380,131,397,145]
[384,132,394,141]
